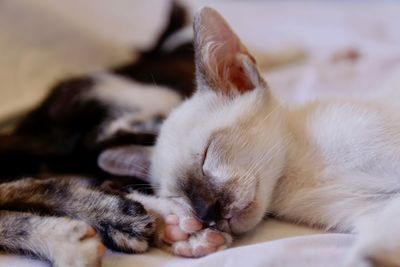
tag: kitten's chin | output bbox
[216,219,231,233]
[228,216,261,234]
[217,208,264,235]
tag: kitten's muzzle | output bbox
[191,197,236,233]
[193,198,222,226]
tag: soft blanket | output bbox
[0,0,399,266]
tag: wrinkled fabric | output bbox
[0,1,399,266]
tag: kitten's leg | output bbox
[164,224,232,257]
[0,178,155,253]
[346,195,400,267]
[127,192,232,257]
[0,211,105,267]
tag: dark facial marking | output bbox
[193,197,221,224]
[152,114,166,124]
[179,170,223,225]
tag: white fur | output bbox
[32,218,101,267]
[161,27,193,52]
[151,7,400,266]
[86,73,181,140]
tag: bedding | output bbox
[0,0,399,266]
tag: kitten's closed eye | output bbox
[200,141,211,177]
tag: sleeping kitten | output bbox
[132,7,400,267]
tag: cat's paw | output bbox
[162,214,232,257]
[124,193,232,257]
[170,229,232,258]
[162,214,202,243]
[95,198,155,253]
[48,218,105,267]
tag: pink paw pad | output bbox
[172,229,228,258]
[205,230,225,246]
[163,215,202,244]
[164,224,188,243]
[163,214,229,258]
[180,217,203,233]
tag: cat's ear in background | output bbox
[98,145,152,182]
[193,7,263,95]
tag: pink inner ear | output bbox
[212,46,256,94]
[227,54,256,93]
[196,7,257,94]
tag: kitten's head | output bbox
[151,8,287,234]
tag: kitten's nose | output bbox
[193,198,220,225]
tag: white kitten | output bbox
[130,7,400,266]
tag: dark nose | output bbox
[193,198,221,225]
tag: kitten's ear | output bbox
[98,145,152,182]
[194,7,263,95]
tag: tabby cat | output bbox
[0,2,194,266]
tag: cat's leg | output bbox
[0,178,155,253]
[127,191,232,257]
[345,195,400,267]
[0,211,105,267]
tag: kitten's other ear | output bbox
[98,145,152,182]
[194,7,263,95]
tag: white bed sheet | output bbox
[0,1,399,266]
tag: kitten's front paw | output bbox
[162,215,232,257]
[125,193,232,257]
